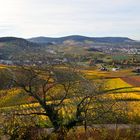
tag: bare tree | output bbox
[9,65,121,139]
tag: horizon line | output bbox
[0,35,139,41]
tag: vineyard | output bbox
[0,69,140,116]
[1,67,140,140]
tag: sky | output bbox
[0,0,139,40]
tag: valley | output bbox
[0,36,140,139]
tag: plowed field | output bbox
[121,76,140,87]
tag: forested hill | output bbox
[0,37,40,48]
[0,37,42,60]
[28,35,134,44]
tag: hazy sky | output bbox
[0,0,139,39]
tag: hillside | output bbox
[28,35,134,44]
[0,36,139,62]
[0,37,42,59]
[0,37,40,48]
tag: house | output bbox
[135,67,140,73]
[100,67,108,71]
[112,68,119,71]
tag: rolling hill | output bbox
[0,37,42,59]
[0,36,138,61]
[28,35,134,44]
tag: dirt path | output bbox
[91,124,140,129]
